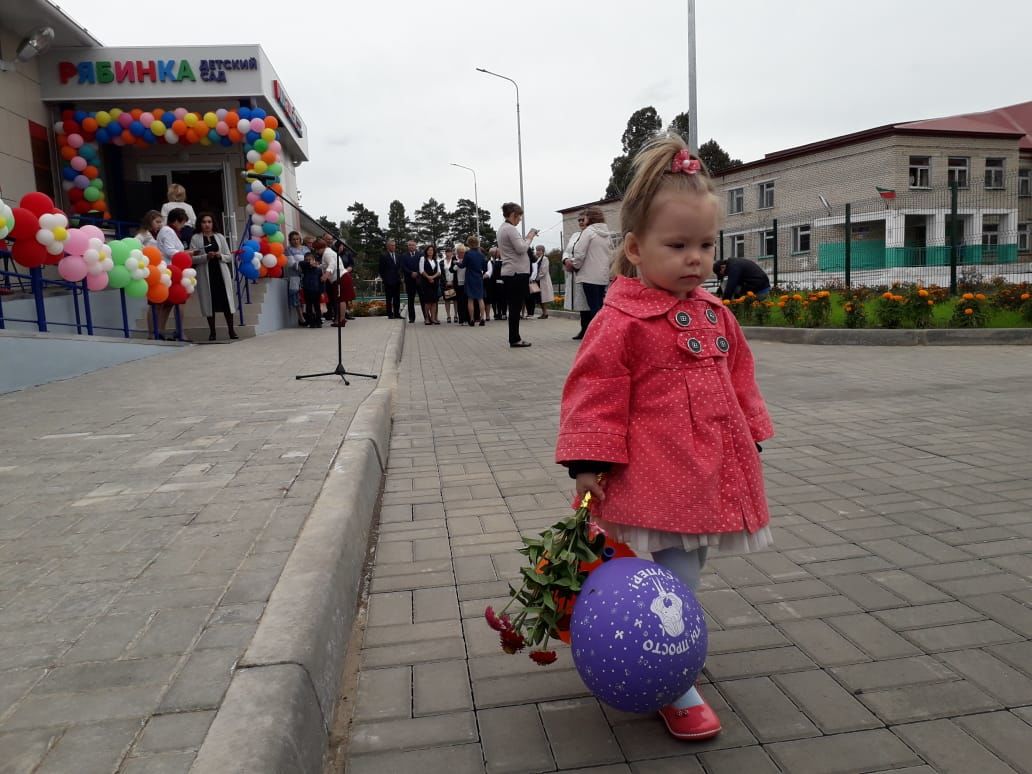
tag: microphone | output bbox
[240,171,278,183]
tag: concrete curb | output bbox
[742,326,1032,345]
[191,320,406,774]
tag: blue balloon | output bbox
[571,558,707,713]
[244,240,260,251]
[208,129,220,142]
[260,189,276,204]
[130,120,144,137]
[261,222,278,235]
[143,129,156,143]
[74,110,88,123]
[238,106,252,119]
[63,166,78,181]
[245,130,260,143]
[220,136,232,146]
[251,107,266,119]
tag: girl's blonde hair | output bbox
[167,183,187,202]
[612,133,718,278]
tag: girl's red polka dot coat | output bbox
[556,276,774,536]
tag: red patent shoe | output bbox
[658,701,722,741]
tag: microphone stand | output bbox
[294,240,376,385]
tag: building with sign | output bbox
[1,0,308,248]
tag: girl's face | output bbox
[289,234,301,246]
[200,217,214,233]
[624,191,717,299]
[149,216,163,232]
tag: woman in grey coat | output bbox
[189,213,238,341]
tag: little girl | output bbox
[555,135,774,741]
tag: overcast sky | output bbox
[61,0,1032,251]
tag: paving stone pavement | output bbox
[0,322,392,774]
[345,316,1032,774]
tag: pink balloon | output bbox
[86,272,109,292]
[269,141,282,154]
[173,107,188,120]
[79,225,105,242]
[215,121,229,136]
[70,156,87,172]
[58,255,88,282]
[68,134,84,149]
[246,192,258,204]
[216,108,228,120]
[118,113,133,128]
[140,112,154,127]
[64,228,90,257]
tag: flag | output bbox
[876,187,896,200]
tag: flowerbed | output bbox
[724,282,1032,329]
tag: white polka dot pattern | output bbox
[556,276,774,536]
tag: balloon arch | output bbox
[52,105,289,279]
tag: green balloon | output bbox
[125,278,149,298]
[90,178,104,190]
[110,240,129,266]
[124,238,143,252]
[253,139,268,152]
[83,187,101,202]
[268,163,283,176]
[268,231,284,243]
[107,265,131,288]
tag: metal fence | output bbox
[719,170,1031,293]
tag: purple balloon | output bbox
[570,557,707,713]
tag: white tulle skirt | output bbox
[593,517,774,557]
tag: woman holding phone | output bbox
[189,213,238,341]
[496,202,538,348]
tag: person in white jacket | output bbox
[568,207,611,338]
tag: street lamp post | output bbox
[686,0,698,154]
[449,163,479,242]
[476,67,525,236]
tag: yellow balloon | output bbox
[204,112,218,128]
[260,128,275,142]
[109,108,123,119]
[96,111,111,127]
[253,160,268,174]
[150,121,166,136]
[184,113,198,127]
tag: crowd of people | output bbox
[378,203,555,347]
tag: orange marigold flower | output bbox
[819,290,830,298]
[975,293,986,301]
[918,289,929,297]
[962,292,974,300]
[844,304,854,312]
[893,295,904,302]
[792,294,803,301]
[746,291,755,297]
[964,308,974,315]
[883,292,894,299]
[1021,293,1031,301]
[927,300,934,306]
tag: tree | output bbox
[387,200,408,242]
[667,112,691,144]
[605,106,663,198]
[346,202,385,281]
[697,139,742,176]
[446,199,496,248]
[411,198,449,246]
[316,215,339,237]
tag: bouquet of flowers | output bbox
[484,490,606,665]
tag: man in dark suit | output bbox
[379,238,402,319]
[400,240,422,323]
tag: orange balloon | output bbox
[57,134,68,147]
[84,166,99,179]
[261,151,276,164]
[228,128,243,143]
[122,129,135,143]
[270,183,283,195]
[147,284,169,303]
[142,245,163,266]
[267,242,284,256]
[276,254,286,267]
[171,120,187,135]
[264,116,279,130]
[225,111,239,126]
[82,117,98,133]
[253,200,269,216]
[60,146,77,161]
[130,108,143,120]
[185,129,199,144]
[152,108,164,120]
[259,265,268,277]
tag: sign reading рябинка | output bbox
[58,56,258,85]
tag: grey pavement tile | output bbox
[539,698,624,770]
[33,656,179,695]
[830,656,958,693]
[0,728,62,774]
[348,711,478,755]
[120,751,196,774]
[134,710,215,754]
[35,719,141,774]
[953,711,1032,773]
[858,679,1001,724]
[893,718,1018,774]
[777,619,870,667]
[1,684,160,730]
[354,666,411,722]
[773,669,881,734]
[901,619,1023,652]
[478,704,553,774]
[766,728,924,774]
[717,676,820,742]
[156,648,238,713]
[347,744,485,774]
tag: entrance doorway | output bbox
[137,164,232,237]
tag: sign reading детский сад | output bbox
[59,56,258,86]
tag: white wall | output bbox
[0,26,50,206]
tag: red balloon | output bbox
[8,207,40,241]
[73,200,92,214]
[11,240,49,269]
[19,192,55,218]
[171,251,192,270]
[68,188,84,203]
[168,284,189,305]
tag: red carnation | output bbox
[484,606,511,632]
[529,650,558,666]
[500,628,526,654]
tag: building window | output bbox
[792,225,811,253]
[1019,223,1031,253]
[982,222,999,256]
[947,157,969,189]
[757,181,774,209]
[727,187,744,215]
[1019,169,1031,197]
[984,158,1005,189]
[759,229,775,257]
[730,234,745,258]
[909,156,930,188]
[28,121,55,200]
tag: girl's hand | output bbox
[575,472,605,503]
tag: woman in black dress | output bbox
[418,244,442,325]
[189,213,238,341]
